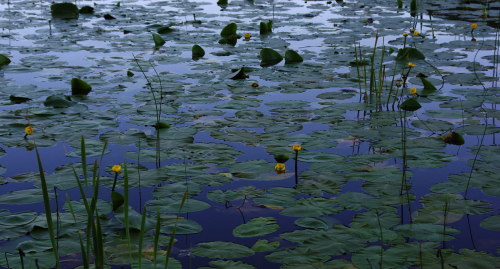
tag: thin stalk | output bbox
[165,191,188,268]
[81,136,88,187]
[442,198,449,249]
[66,194,89,268]
[376,211,384,268]
[294,150,299,186]
[153,210,161,268]
[138,206,147,269]
[18,249,24,269]
[369,33,379,100]
[123,164,131,262]
[354,44,363,102]
[35,147,60,269]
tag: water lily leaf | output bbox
[192,44,205,60]
[260,21,273,34]
[446,249,500,269]
[200,260,255,269]
[479,215,500,231]
[252,239,279,252]
[281,197,341,217]
[147,198,211,213]
[0,54,11,66]
[0,189,53,204]
[399,98,421,111]
[260,48,283,66]
[71,78,92,95]
[157,25,174,34]
[152,33,166,47]
[396,47,425,61]
[420,77,437,94]
[51,3,79,19]
[191,241,254,258]
[233,217,279,238]
[229,67,249,80]
[412,119,454,132]
[0,212,37,227]
[9,95,31,104]
[161,218,202,234]
[220,23,237,39]
[394,223,459,241]
[285,50,303,64]
[294,217,329,230]
[79,6,94,14]
[43,94,75,108]
[441,131,465,145]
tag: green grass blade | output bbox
[81,136,88,187]
[123,163,131,262]
[138,206,147,269]
[153,210,161,268]
[165,191,188,268]
[35,147,60,269]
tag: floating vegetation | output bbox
[0,0,499,268]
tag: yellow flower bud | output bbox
[410,88,417,95]
[413,31,419,36]
[408,62,415,68]
[403,32,408,37]
[244,33,251,39]
[24,126,34,135]
[251,82,259,87]
[274,163,286,174]
[292,144,302,151]
[112,165,122,173]
[471,23,478,30]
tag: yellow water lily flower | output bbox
[251,82,259,87]
[410,88,417,95]
[292,144,302,151]
[24,126,34,135]
[244,33,251,39]
[402,32,409,36]
[413,30,419,36]
[408,62,415,68]
[112,165,122,173]
[471,23,478,30]
[274,163,286,174]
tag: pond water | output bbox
[0,0,500,268]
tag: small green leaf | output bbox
[0,54,11,67]
[220,23,237,39]
[399,98,421,111]
[71,78,92,95]
[217,0,228,6]
[229,68,249,80]
[420,77,438,94]
[285,50,303,64]
[79,6,94,14]
[260,21,273,34]
[152,33,166,47]
[260,48,283,67]
[44,94,76,108]
[233,217,279,238]
[274,154,289,163]
[127,70,134,77]
[51,3,79,19]
[192,44,205,59]
[157,26,174,34]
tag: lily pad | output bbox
[399,98,422,111]
[152,33,166,47]
[51,3,79,19]
[233,217,279,238]
[260,48,283,67]
[0,54,11,66]
[192,44,205,59]
[191,241,254,259]
[285,50,304,64]
[71,78,92,95]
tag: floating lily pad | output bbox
[285,50,303,64]
[192,44,205,60]
[191,241,254,258]
[396,47,425,61]
[233,217,279,238]
[399,98,421,111]
[152,33,166,47]
[251,239,280,252]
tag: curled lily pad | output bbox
[399,98,421,111]
[51,3,79,19]
[192,44,205,60]
[285,50,303,64]
[152,33,166,47]
[260,20,273,34]
[71,78,92,95]
[0,54,11,66]
[260,48,283,66]
[396,47,425,61]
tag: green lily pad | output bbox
[441,132,465,145]
[399,98,422,111]
[71,78,92,95]
[251,239,280,252]
[396,47,425,61]
[233,217,279,238]
[260,21,273,34]
[285,50,304,64]
[479,215,500,231]
[0,54,11,66]
[260,48,283,67]
[51,3,79,19]
[152,33,166,47]
[294,217,329,230]
[200,260,255,269]
[192,44,205,59]
[43,94,76,108]
[191,241,254,258]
